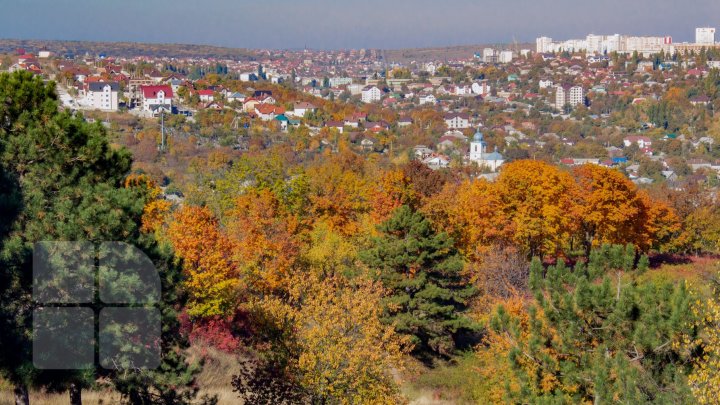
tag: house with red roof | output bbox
[255,104,285,121]
[140,85,173,115]
[197,89,215,102]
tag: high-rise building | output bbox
[536,37,553,53]
[555,85,584,110]
[498,50,514,63]
[696,27,716,44]
[483,48,496,63]
[569,86,584,107]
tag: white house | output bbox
[623,136,652,149]
[239,72,258,82]
[444,113,470,129]
[423,155,450,170]
[197,90,214,102]
[472,81,491,96]
[291,101,317,117]
[361,86,382,103]
[85,82,119,111]
[539,79,554,89]
[141,85,173,115]
[227,92,246,104]
[419,94,437,105]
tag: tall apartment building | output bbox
[537,34,671,55]
[498,50,514,63]
[555,85,584,110]
[696,27,716,44]
[536,36,553,53]
[86,82,119,111]
[482,48,496,63]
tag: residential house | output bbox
[361,86,382,103]
[291,101,317,117]
[140,85,173,115]
[255,104,285,121]
[419,94,437,105]
[85,82,119,111]
[198,89,214,102]
[325,121,345,133]
[623,136,652,149]
[227,92,246,104]
[444,113,470,129]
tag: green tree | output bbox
[360,205,478,361]
[492,244,697,404]
[0,71,201,404]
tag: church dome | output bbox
[473,129,484,142]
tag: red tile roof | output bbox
[141,85,173,99]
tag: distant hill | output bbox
[0,39,261,60]
[383,43,534,63]
[0,38,533,63]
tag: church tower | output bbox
[470,128,486,161]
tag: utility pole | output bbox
[160,110,165,152]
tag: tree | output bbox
[688,274,720,403]
[0,71,200,404]
[227,189,301,295]
[573,164,645,254]
[292,275,409,404]
[360,205,478,360]
[167,205,241,318]
[496,160,578,257]
[491,245,697,403]
[422,179,510,262]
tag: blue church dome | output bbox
[473,129,484,142]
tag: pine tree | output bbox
[0,71,201,404]
[360,205,478,360]
[493,244,697,403]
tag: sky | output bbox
[1,0,720,50]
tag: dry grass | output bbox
[0,345,245,405]
[0,390,122,405]
[640,256,720,297]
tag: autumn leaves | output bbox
[426,160,678,261]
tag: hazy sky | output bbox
[1,0,719,49]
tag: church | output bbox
[468,129,504,172]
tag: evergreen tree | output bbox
[0,71,201,404]
[493,244,697,403]
[360,205,478,360]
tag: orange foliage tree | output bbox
[227,189,302,295]
[370,169,418,223]
[495,160,578,257]
[167,206,241,318]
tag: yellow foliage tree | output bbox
[496,160,578,257]
[227,189,301,295]
[689,288,720,404]
[293,275,410,404]
[167,206,241,318]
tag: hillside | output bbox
[0,38,261,60]
[383,43,533,63]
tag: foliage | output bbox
[0,71,199,403]
[360,205,479,360]
[167,206,240,318]
[491,245,698,404]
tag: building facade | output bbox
[361,86,382,103]
[140,85,173,115]
[86,82,119,111]
[696,27,716,44]
[469,130,504,172]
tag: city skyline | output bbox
[1,0,720,50]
